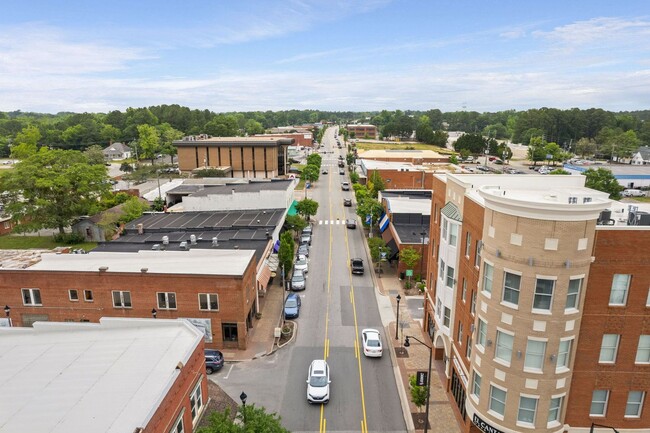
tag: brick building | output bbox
[425,173,650,433]
[359,149,449,164]
[0,318,208,433]
[173,136,294,178]
[346,124,378,139]
[359,159,440,190]
[1,249,258,350]
[254,132,314,148]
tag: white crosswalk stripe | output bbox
[317,219,347,226]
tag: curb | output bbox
[386,324,416,433]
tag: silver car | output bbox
[291,269,306,291]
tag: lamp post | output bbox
[4,305,10,327]
[240,391,248,425]
[590,423,620,433]
[404,336,433,433]
[151,308,157,319]
[395,295,401,340]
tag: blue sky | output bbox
[1,0,649,114]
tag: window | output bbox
[599,334,619,363]
[465,232,471,257]
[461,278,467,302]
[518,396,538,424]
[112,291,132,308]
[471,371,481,398]
[466,336,473,359]
[482,263,494,294]
[557,339,572,370]
[590,390,609,416]
[198,293,219,311]
[495,330,514,364]
[626,391,645,417]
[443,307,451,327]
[68,289,79,301]
[565,278,582,310]
[609,274,631,306]
[533,278,555,311]
[449,223,458,247]
[636,335,650,363]
[446,266,455,288]
[436,298,442,318]
[548,396,563,423]
[457,322,463,343]
[502,272,522,306]
[475,240,482,267]
[157,292,177,309]
[442,219,448,242]
[170,412,184,433]
[647,287,650,306]
[471,291,477,315]
[524,339,546,371]
[489,385,507,416]
[477,319,487,347]
[222,323,238,341]
[21,288,42,306]
[190,382,203,423]
[84,290,93,302]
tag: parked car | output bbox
[302,226,313,236]
[339,170,345,175]
[341,182,350,191]
[361,329,383,357]
[338,161,345,168]
[622,189,646,197]
[295,255,309,274]
[291,269,307,291]
[343,198,352,207]
[284,293,301,319]
[301,233,312,246]
[346,219,357,229]
[298,244,309,258]
[322,169,328,175]
[306,359,330,404]
[205,349,224,374]
[350,258,364,274]
[476,165,489,172]
[538,166,550,175]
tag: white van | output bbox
[622,189,646,197]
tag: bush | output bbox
[53,232,86,245]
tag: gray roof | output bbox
[441,202,462,222]
[190,180,292,197]
[102,142,131,153]
[394,224,429,244]
[125,209,284,231]
[636,146,650,160]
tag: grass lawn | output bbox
[0,235,97,251]
[355,141,451,153]
[296,178,306,189]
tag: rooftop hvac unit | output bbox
[628,210,650,226]
[179,241,189,250]
[152,244,160,250]
[162,236,169,245]
[597,209,614,225]
[190,234,197,245]
[212,237,219,247]
[137,223,144,235]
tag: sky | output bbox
[0,0,649,114]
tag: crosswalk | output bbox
[318,219,348,225]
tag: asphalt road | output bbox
[217,128,406,432]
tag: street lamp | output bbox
[404,336,433,433]
[590,423,620,433]
[240,391,248,425]
[395,294,402,340]
[151,308,157,319]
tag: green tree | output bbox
[10,125,41,159]
[100,124,121,143]
[301,164,320,183]
[120,161,134,172]
[368,237,387,263]
[527,136,547,165]
[368,170,385,198]
[295,198,319,221]
[453,133,486,155]
[137,124,161,162]
[549,168,570,175]
[285,214,308,240]
[430,130,449,147]
[574,137,597,157]
[415,116,434,143]
[204,114,239,137]
[306,153,322,168]
[350,171,359,184]
[244,119,265,136]
[151,196,165,211]
[84,145,106,166]
[157,122,183,156]
[197,405,290,433]
[409,374,427,413]
[583,168,624,199]
[119,197,150,223]
[543,142,564,165]
[0,149,110,234]
[278,231,295,279]
[346,152,355,166]
[356,196,383,228]
[399,247,421,282]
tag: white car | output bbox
[306,359,330,404]
[361,329,383,357]
[622,189,645,197]
[295,255,309,274]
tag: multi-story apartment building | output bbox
[347,123,378,139]
[426,173,650,433]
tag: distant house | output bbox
[72,198,148,242]
[630,146,650,165]
[102,142,132,160]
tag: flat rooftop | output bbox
[386,196,431,215]
[359,149,446,159]
[174,136,293,147]
[26,249,254,275]
[126,209,285,231]
[189,180,292,197]
[0,318,202,433]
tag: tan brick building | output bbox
[173,136,294,178]
[426,173,650,433]
[347,124,378,139]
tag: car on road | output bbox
[338,161,345,168]
[302,226,313,236]
[284,293,301,319]
[346,219,357,229]
[322,169,328,175]
[339,170,345,175]
[343,198,352,207]
[205,349,224,374]
[291,269,307,291]
[623,189,646,197]
[361,329,383,357]
[341,182,350,191]
[306,359,330,404]
[294,255,309,274]
[300,233,312,246]
[298,244,309,258]
[350,258,364,274]
[476,165,490,172]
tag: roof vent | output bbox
[190,234,197,245]
[137,223,144,235]
[162,236,169,245]
[152,244,160,250]
[212,237,219,247]
[141,268,148,273]
[98,266,108,272]
[180,241,188,250]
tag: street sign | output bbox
[405,269,413,277]
[416,371,427,386]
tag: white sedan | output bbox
[361,329,383,357]
[295,255,309,274]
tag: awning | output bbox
[257,263,272,289]
[287,200,299,216]
[441,201,462,222]
[266,254,280,272]
[386,239,399,260]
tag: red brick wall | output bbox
[566,229,650,429]
[373,169,435,190]
[0,260,257,350]
[257,133,312,147]
[144,340,209,433]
